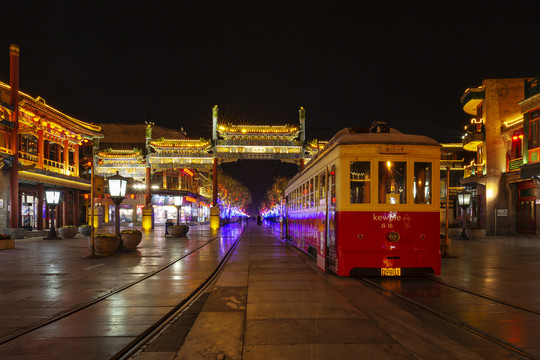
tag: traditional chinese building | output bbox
[0,45,102,237]
[94,123,211,226]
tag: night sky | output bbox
[3,1,540,213]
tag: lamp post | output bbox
[174,196,183,225]
[107,171,128,240]
[44,190,61,240]
[457,190,471,240]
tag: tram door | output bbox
[325,165,337,273]
[518,181,536,234]
[316,170,327,272]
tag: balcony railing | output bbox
[18,152,77,176]
[464,162,485,178]
[462,132,485,151]
[507,157,523,172]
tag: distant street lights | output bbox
[457,190,471,240]
[44,190,61,240]
[107,171,128,239]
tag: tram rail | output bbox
[357,276,539,360]
[0,224,245,359]
[113,226,244,360]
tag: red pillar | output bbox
[37,183,44,230]
[212,158,218,206]
[145,166,151,206]
[9,44,19,228]
[62,191,68,226]
[73,189,79,226]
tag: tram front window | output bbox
[379,161,406,204]
[350,161,371,203]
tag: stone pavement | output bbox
[138,224,533,360]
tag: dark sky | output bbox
[3,1,540,213]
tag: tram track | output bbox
[357,276,539,360]
[0,225,246,355]
[113,225,245,360]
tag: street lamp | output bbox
[457,190,471,240]
[107,171,128,239]
[174,196,183,225]
[44,190,61,240]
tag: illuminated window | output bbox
[350,161,370,204]
[330,165,336,207]
[378,161,406,204]
[314,174,319,205]
[309,178,314,208]
[319,171,326,203]
[414,162,431,204]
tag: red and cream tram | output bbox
[284,123,441,276]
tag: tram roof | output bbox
[327,127,440,147]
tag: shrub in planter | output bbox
[92,233,121,255]
[79,224,92,236]
[120,229,142,248]
[58,225,78,239]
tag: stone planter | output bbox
[0,238,14,250]
[58,227,78,239]
[79,226,92,237]
[92,235,121,256]
[466,228,486,240]
[168,225,189,237]
[447,228,462,239]
[121,232,142,249]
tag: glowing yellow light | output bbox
[387,161,392,168]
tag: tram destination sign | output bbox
[379,145,408,154]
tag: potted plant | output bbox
[93,233,121,255]
[58,225,78,239]
[120,229,142,249]
[168,224,189,237]
[79,224,91,236]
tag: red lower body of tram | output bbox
[286,210,441,276]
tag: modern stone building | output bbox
[460,77,537,235]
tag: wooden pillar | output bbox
[63,139,69,174]
[74,145,79,176]
[37,183,44,230]
[37,129,44,169]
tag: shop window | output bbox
[350,161,370,204]
[378,161,406,204]
[528,109,540,149]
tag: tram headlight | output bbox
[386,231,400,242]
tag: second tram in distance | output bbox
[284,122,441,276]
